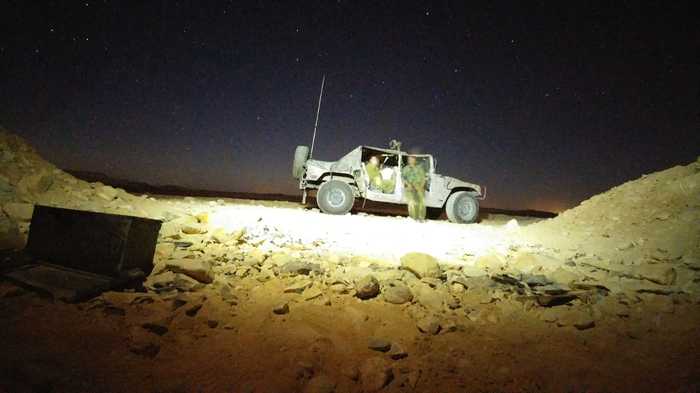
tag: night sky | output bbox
[1,1,698,212]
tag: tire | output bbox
[292,145,310,179]
[445,191,479,223]
[317,180,355,215]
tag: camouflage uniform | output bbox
[401,162,427,220]
[366,162,383,190]
[367,162,395,193]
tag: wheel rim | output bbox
[457,197,475,220]
[327,188,346,208]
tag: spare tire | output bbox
[292,145,310,179]
[445,191,479,223]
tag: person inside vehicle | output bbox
[366,156,395,193]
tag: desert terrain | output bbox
[1,129,699,393]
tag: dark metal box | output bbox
[25,205,162,277]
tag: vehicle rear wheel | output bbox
[317,180,355,215]
[292,145,310,179]
[445,191,479,223]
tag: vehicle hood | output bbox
[441,175,483,196]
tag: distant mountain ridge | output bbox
[66,169,557,218]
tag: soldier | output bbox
[366,156,383,190]
[401,155,427,221]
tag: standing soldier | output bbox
[401,155,427,221]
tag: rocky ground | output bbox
[1,128,699,393]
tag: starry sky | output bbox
[1,1,698,212]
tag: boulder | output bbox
[2,202,33,221]
[279,260,321,276]
[154,242,176,259]
[359,357,393,392]
[413,285,445,311]
[383,282,413,304]
[510,252,562,274]
[165,259,214,284]
[181,223,207,235]
[416,316,441,335]
[16,171,53,199]
[474,253,506,271]
[388,341,408,360]
[273,302,289,315]
[96,185,119,201]
[400,252,441,278]
[355,275,380,299]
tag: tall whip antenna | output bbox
[309,74,325,158]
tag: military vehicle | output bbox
[292,141,485,223]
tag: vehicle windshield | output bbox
[402,155,431,172]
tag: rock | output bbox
[629,264,677,285]
[273,302,289,315]
[388,342,407,360]
[128,325,161,358]
[141,321,169,336]
[268,253,295,267]
[210,228,231,244]
[96,185,119,201]
[165,259,214,284]
[330,283,350,294]
[359,357,393,392]
[154,242,176,259]
[505,218,519,231]
[522,274,551,287]
[248,248,268,264]
[355,275,380,300]
[0,215,21,250]
[557,308,596,330]
[383,282,413,304]
[304,374,336,393]
[194,212,208,223]
[181,223,207,235]
[549,267,579,286]
[284,278,313,293]
[474,253,506,271]
[144,271,178,291]
[303,287,323,301]
[450,282,466,293]
[17,171,53,199]
[0,177,14,201]
[413,285,445,311]
[400,252,441,279]
[511,252,562,274]
[2,202,33,221]
[173,273,205,292]
[416,316,441,335]
[367,337,391,352]
[219,285,238,305]
[279,260,321,276]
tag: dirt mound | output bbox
[531,158,699,255]
[516,158,700,297]
[0,128,175,249]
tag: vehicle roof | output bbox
[360,145,431,156]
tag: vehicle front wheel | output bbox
[316,180,355,215]
[445,191,479,223]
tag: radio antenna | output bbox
[309,74,325,159]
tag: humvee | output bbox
[292,142,486,223]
